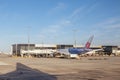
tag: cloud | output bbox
[40,20,72,34]
[47,2,99,34]
[91,16,120,45]
[40,3,100,43]
[106,17,120,29]
[41,3,99,39]
[45,25,60,33]
[93,17,120,38]
[68,3,99,24]
[109,23,120,28]
[70,7,85,18]
[53,3,66,10]
[94,17,120,29]
[48,2,66,14]
[86,2,99,13]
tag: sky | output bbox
[0,0,120,53]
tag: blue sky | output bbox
[0,0,120,53]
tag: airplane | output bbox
[68,35,94,55]
[84,49,103,56]
[56,36,94,58]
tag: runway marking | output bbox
[0,61,9,65]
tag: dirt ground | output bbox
[0,55,120,80]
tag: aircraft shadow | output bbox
[0,63,57,80]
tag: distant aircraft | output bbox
[68,35,94,55]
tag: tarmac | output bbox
[0,55,120,80]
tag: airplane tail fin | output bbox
[85,35,94,49]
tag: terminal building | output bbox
[102,45,118,55]
[12,44,74,56]
[12,44,120,57]
[12,44,35,56]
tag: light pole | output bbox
[39,34,44,49]
[16,44,17,56]
[73,29,77,48]
[27,27,30,53]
